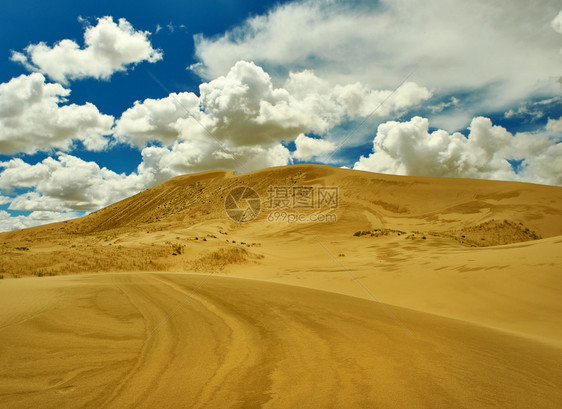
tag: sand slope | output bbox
[1,165,561,407]
[1,273,561,409]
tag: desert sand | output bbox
[1,164,561,408]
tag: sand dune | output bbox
[1,273,561,409]
[1,165,561,407]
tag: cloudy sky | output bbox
[1,0,561,231]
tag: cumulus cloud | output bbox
[0,73,113,154]
[293,134,336,161]
[114,91,202,146]
[116,60,430,149]
[193,0,562,130]
[0,210,81,232]
[546,117,562,132]
[8,193,64,212]
[12,16,162,84]
[0,155,143,212]
[354,116,562,186]
[137,140,290,181]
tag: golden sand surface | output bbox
[1,165,561,407]
[1,273,561,408]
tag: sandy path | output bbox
[0,273,561,408]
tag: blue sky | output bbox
[0,0,561,231]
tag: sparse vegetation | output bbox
[354,228,407,237]
[451,219,541,246]
[171,243,185,255]
[190,247,263,272]
[351,220,540,247]
[0,244,169,277]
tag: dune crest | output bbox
[1,165,561,408]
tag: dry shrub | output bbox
[171,243,184,255]
[0,245,169,276]
[189,247,260,272]
[451,219,541,247]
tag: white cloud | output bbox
[115,91,202,146]
[116,60,430,149]
[546,117,562,132]
[283,70,431,125]
[428,97,459,114]
[8,192,67,212]
[354,116,562,186]
[293,134,336,160]
[552,9,562,34]
[0,73,113,154]
[0,155,142,211]
[0,195,11,205]
[137,139,291,180]
[0,210,81,232]
[193,0,562,130]
[11,16,162,84]
[505,106,544,120]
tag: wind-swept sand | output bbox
[1,165,561,407]
[1,273,561,409]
